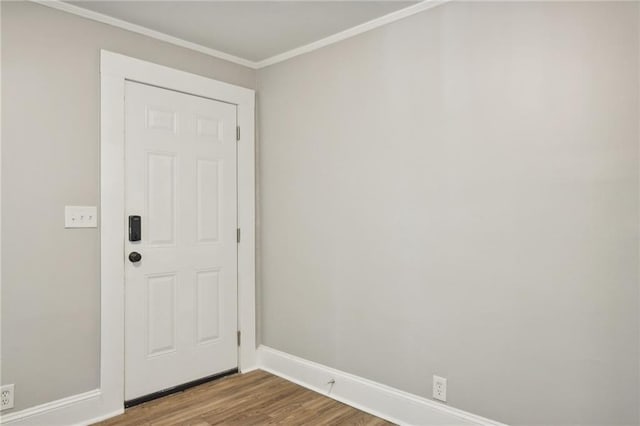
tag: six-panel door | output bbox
[124,81,238,400]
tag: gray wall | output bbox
[0,1,255,412]
[257,2,639,425]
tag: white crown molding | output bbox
[254,0,449,68]
[30,0,450,70]
[30,0,258,69]
[258,345,508,426]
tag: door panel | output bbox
[146,273,177,356]
[196,269,221,344]
[146,153,176,245]
[124,81,238,400]
[196,160,221,243]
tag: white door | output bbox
[124,81,238,400]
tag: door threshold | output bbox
[124,368,238,408]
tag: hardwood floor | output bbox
[95,370,394,425]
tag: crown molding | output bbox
[30,0,449,70]
[30,0,258,69]
[254,0,449,68]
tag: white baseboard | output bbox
[257,345,506,426]
[1,347,505,426]
[0,389,123,426]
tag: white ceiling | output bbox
[67,1,418,62]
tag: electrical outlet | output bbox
[433,375,447,402]
[1,384,14,410]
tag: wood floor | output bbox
[95,370,394,425]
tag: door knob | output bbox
[129,251,142,263]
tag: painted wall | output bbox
[0,1,255,412]
[257,2,639,425]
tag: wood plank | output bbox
[94,370,394,425]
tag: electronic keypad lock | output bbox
[129,215,141,242]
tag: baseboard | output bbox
[0,364,262,425]
[1,347,505,426]
[257,345,507,426]
[0,389,123,426]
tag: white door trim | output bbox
[100,50,256,415]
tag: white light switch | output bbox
[65,206,97,228]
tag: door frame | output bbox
[100,50,256,412]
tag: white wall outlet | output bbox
[1,384,15,410]
[433,375,447,402]
[65,206,98,228]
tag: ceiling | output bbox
[67,1,418,63]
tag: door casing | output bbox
[100,50,256,413]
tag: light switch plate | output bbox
[65,206,97,228]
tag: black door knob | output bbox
[129,251,142,263]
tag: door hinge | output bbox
[237,228,241,243]
[236,126,240,141]
[237,330,241,346]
